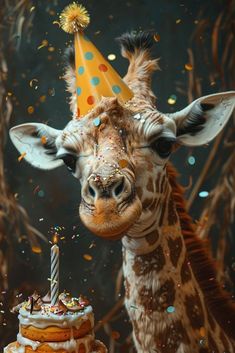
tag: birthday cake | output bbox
[4,292,107,353]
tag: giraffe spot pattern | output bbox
[139,278,175,312]
[180,257,192,284]
[132,245,165,276]
[135,186,143,199]
[154,320,190,353]
[142,198,153,209]
[185,292,205,329]
[146,177,154,192]
[145,230,159,246]
[167,236,183,267]
[167,193,178,225]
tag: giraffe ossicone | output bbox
[10,31,235,353]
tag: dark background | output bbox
[2,0,235,351]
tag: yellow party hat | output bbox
[60,3,133,118]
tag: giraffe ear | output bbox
[169,91,235,146]
[9,123,63,170]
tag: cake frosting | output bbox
[4,291,107,353]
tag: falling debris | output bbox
[18,152,27,162]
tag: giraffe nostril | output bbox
[88,185,96,198]
[114,179,125,197]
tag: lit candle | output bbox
[51,239,59,306]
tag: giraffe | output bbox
[9,31,235,353]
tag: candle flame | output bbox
[53,234,58,244]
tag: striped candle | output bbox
[51,244,59,305]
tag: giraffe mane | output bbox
[167,163,235,340]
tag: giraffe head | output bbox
[10,32,235,240]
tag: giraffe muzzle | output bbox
[79,173,142,238]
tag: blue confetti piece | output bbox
[38,190,45,198]
[188,156,196,165]
[166,305,175,313]
[93,117,101,127]
[199,191,209,198]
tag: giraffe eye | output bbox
[152,137,175,158]
[59,154,77,173]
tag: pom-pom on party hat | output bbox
[60,3,133,118]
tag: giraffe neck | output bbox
[121,173,233,353]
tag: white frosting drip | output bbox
[18,305,93,329]
[16,332,94,353]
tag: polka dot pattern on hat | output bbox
[87,96,95,105]
[85,52,94,60]
[98,64,108,72]
[77,87,82,96]
[112,85,121,94]
[78,66,85,75]
[91,77,100,86]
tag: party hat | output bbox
[60,3,133,118]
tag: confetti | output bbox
[107,53,116,61]
[38,39,49,50]
[130,304,138,310]
[111,331,120,340]
[118,159,128,168]
[41,136,47,145]
[185,63,193,71]
[29,79,39,90]
[38,190,45,197]
[18,152,26,162]
[199,326,206,337]
[52,21,61,27]
[39,95,46,103]
[176,19,181,24]
[48,88,55,96]
[153,33,160,42]
[48,46,55,52]
[30,6,35,12]
[167,94,177,105]
[93,117,101,127]
[27,106,34,114]
[32,246,42,254]
[83,254,92,261]
[188,156,196,165]
[199,191,209,198]
[166,305,175,313]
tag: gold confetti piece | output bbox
[176,19,181,24]
[29,79,38,90]
[30,6,35,12]
[118,159,128,168]
[107,53,116,61]
[185,63,193,71]
[39,95,46,103]
[111,331,120,340]
[37,39,48,50]
[32,246,42,254]
[83,254,92,261]
[199,326,206,337]
[18,152,27,162]
[48,47,55,52]
[52,21,61,27]
[41,136,47,145]
[27,106,34,114]
[7,92,12,96]
[153,33,161,42]
[167,94,177,105]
